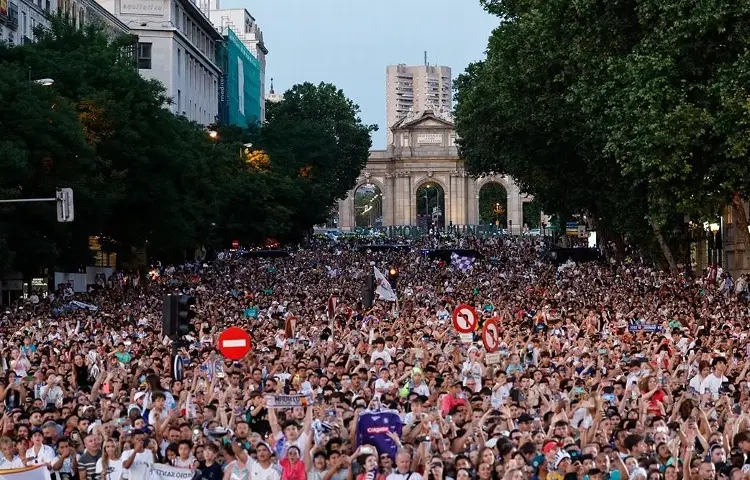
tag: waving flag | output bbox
[451,252,475,272]
[374,267,397,302]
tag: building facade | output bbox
[0,0,127,50]
[205,2,267,121]
[385,64,451,145]
[0,0,54,46]
[216,27,261,127]
[265,78,282,103]
[338,108,532,231]
[96,0,221,125]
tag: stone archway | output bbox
[478,182,508,226]
[415,181,445,229]
[474,175,522,231]
[353,183,383,228]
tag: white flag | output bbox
[374,267,397,302]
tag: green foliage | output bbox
[477,183,507,225]
[454,0,750,264]
[0,17,373,275]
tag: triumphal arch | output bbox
[337,108,532,232]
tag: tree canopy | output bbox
[455,0,750,267]
[0,17,373,275]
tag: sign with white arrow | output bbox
[482,319,500,353]
[452,304,478,334]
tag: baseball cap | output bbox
[518,413,534,424]
[543,441,561,454]
[255,441,272,452]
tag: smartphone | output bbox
[361,446,374,455]
[602,394,616,403]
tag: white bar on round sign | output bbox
[222,339,247,348]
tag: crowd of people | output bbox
[0,233,746,480]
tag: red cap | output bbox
[542,441,560,454]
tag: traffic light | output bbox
[162,294,197,339]
[387,267,399,289]
[362,273,375,309]
[56,188,74,222]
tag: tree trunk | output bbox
[650,219,678,272]
[731,191,750,269]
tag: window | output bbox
[177,89,181,112]
[137,42,152,69]
[45,0,50,12]
[177,48,181,76]
[21,11,27,37]
[174,5,179,28]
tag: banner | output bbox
[0,0,7,17]
[628,324,661,333]
[0,465,51,480]
[265,394,310,409]
[148,464,196,480]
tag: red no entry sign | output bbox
[217,327,251,360]
[452,304,478,333]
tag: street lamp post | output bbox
[423,185,431,229]
[710,222,720,265]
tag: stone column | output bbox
[339,194,354,231]
[383,174,394,226]
[467,177,478,225]
[507,185,523,233]
[395,173,412,225]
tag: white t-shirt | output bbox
[374,379,395,399]
[96,458,124,480]
[248,458,281,480]
[370,350,392,366]
[411,382,430,397]
[0,456,24,470]
[25,444,56,466]
[121,449,155,480]
[688,374,705,393]
[173,456,196,468]
[699,373,727,399]
[274,432,310,459]
[387,471,424,480]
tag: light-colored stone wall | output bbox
[339,109,531,231]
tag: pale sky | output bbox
[220,0,499,149]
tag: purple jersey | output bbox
[355,409,403,459]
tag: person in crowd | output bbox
[0,235,747,480]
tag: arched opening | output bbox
[325,204,339,229]
[523,200,541,230]
[478,182,508,227]
[416,182,445,229]
[354,184,383,228]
